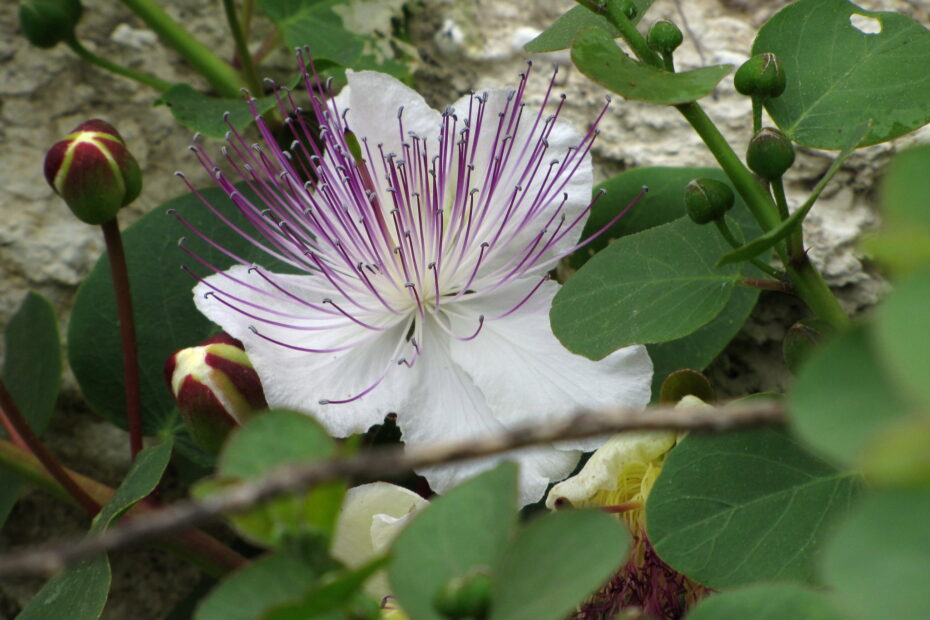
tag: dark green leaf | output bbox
[159,85,280,140]
[523,1,654,53]
[790,325,909,467]
[490,510,629,620]
[822,488,930,620]
[686,583,845,620]
[572,27,731,104]
[717,122,869,266]
[874,271,930,408]
[0,292,60,526]
[263,557,386,620]
[389,463,518,620]
[552,216,742,360]
[647,428,862,587]
[68,186,288,436]
[754,0,930,148]
[16,556,111,620]
[195,552,317,620]
[91,440,173,533]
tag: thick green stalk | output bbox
[119,0,244,97]
[222,0,262,94]
[602,0,663,67]
[67,39,172,92]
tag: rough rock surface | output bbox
[1,0,928,616]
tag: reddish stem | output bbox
[101,218,143,459]
[0,408,29,452]
[0,379,100,515]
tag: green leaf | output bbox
[389,463,518,620]
[571,27,731,104]
[16,556,111,620]
[91,440,173,533]
[68,186,288,437]
[195,552,318,620]
[0,292,60,526]
[754,0,930,149]
[198,411,343,547]
[822,487,930,620]
[263,557,386,620]
[568,167,765,395]
[790,325,910,467]
[686,583,845,620]
[865,143,930,274]
[874,271,930,408]
[717,122,869,266]
[256,0,411,81]
[647,427,862,588]
[490,510,629,620]
[552,216,742,360]
[523,1,653,53]
[159,85,280,140]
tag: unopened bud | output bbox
[684,178,735,225]
[19,0,83,49]
[734,53,786,99]
[746,127,795,181]
[618,0,638,20]
[164,333,267,454]
[783,318,832,374]
[433,569,492,620]
[647,20,683,55]
[44,119,142,224]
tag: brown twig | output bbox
[0,399,783,577]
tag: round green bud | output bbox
[44,119,142,225]
[734,52,786,99]
[433,569,492,619]
[746,127,795,181]
[684,178,735,225]
[646,20,683,55]
[19,0,83,49]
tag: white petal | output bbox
[336,70,442,156]
[446,278,653,451]
[544,430,678,510]
[193,265,409,436]
[447,86,593,272]
[396,319,580,506]
[331,482,429,601]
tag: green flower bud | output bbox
[734,53,786,99]
[646,20,683,55]
[164,333,267,454]
[684,178,735,225]
[433,568,492,619]
[783,318,832,374]
[19,0,83,49]
[44,119,142,225]
[746,127,795,181]
[618,0,638,20]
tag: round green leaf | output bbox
[754,0,930,148]
[523,1,654,53]
[790,325,910,466]
[572,27,732,104]
[389,463,518,620]
[822,488,930,620]
[874,271,930,408]
[490,510,629,620]
[686,583,845,620]
[552,216,741,360]
[646,428,862,588]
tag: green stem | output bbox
[714,219,783,279]
[751,97,762,134]
[661,52,675,73]
[603,0,664,67]
[787,257,850,329]
[101,218,143,460]
[0,438,248,577]
[771,178,804,259]
[118,0,245,97]
[223,0,262,94]
[66,38,172,92]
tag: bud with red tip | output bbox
[164,333,267,454]
[44,119,142,225]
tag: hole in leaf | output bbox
[850,13,882,34]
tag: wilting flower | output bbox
[331,482,429,603]
[547,396,709,619]
[176,54,652,505]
